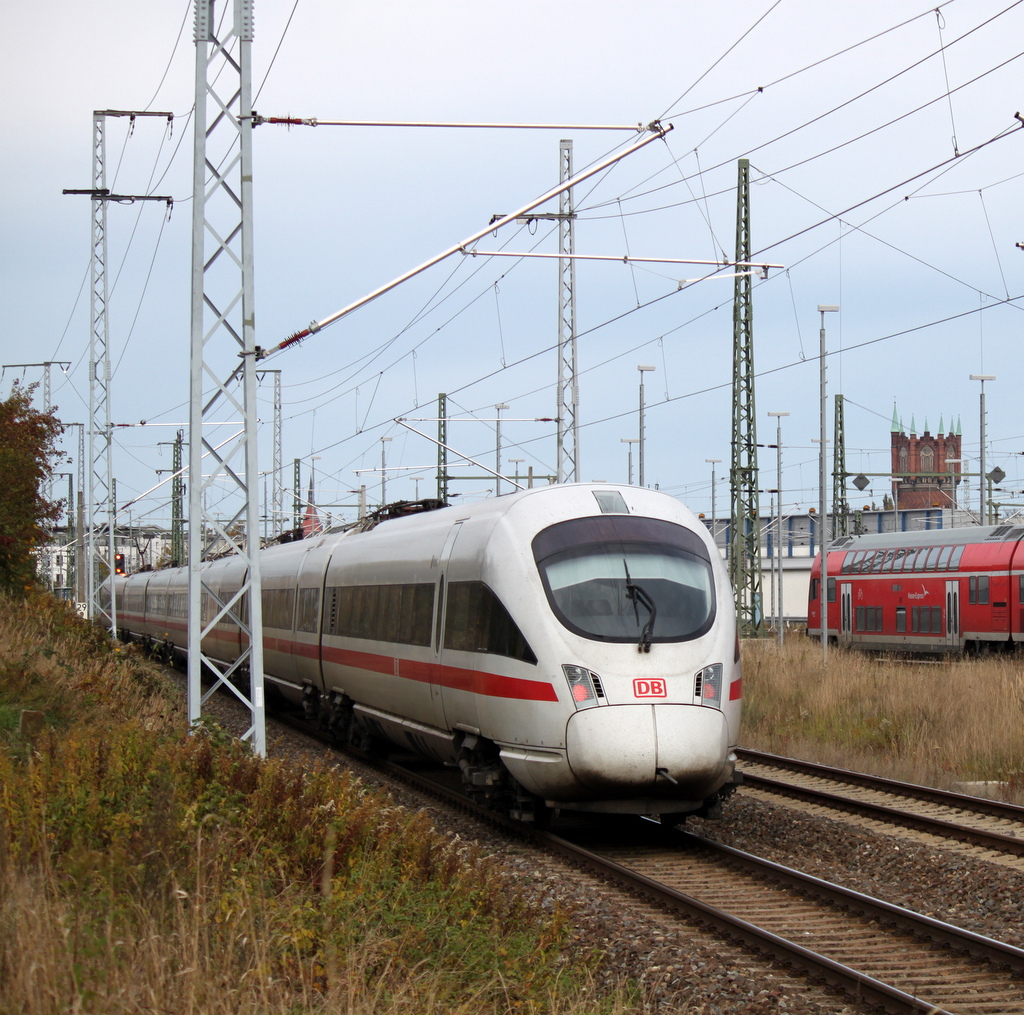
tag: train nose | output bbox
[565,704,729,798]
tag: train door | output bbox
[945,579,960,649]
[432,522,463,726]
[839,583,853,646]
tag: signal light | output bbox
[562,664,600,710]
[695,663,723,707]
[114,553,126,575]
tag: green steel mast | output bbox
[171,429,184,565]
[729,158,764,636]
[436,392,449,503]
[832,394,850,538]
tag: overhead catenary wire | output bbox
[259,124,673,359]
[123,6,998,435]
[585,3,1024,218]
[60,2,1024,523]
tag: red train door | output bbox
[945,579,960,649]
[839,582,852,646]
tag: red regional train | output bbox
[807,523,1024,653]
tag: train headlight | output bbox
[562,664,603,709]
[694,663,723,707]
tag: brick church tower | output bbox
[891,409,962,509]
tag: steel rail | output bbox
[738,749,1024,856]
[738,748,1024,821]
[268,712,1016,1013]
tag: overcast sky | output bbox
[2,0,1022,531]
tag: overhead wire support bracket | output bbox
[395,419,526,491]
[64,189,174,211]
[251,115,663,132]
[259,123,673,360]
[459,250,783,272]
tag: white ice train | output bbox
[113,484,742,821]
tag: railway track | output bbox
[736,748,1024,865]
[274,714,1024,1014]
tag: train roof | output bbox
[829,523,1024,553]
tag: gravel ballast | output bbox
[195,683,1023,1013]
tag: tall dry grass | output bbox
[0,596,633,1015]
[742,635,1024,798]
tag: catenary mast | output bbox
[188,0,266,755]
[729,159,764,637]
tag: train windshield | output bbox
[532,515,716,644]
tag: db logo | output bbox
[633,678,667,698]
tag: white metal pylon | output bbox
[556,139,579,483]
[189,0,266,755]
[87,114,118,633]
[65,111,173,629]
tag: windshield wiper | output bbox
[623,559,656,653]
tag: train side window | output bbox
[350,586,378,639]
[922,546,939,571]
[896,606,906,633]
[931,606,942,631]
[334,587,352,635]
[948,546,965,569]
[857,606,882,632]
[379,585,403,643]
[1019,574,1024,605]
[444,581,538,664]
[935,545,953,570]
[296,588,320,634]
[841,553,852,574]
[902,548,920,571]
[880,549,897,573]
[261,588,296,629]
[826,577,836,603]
[870,552,887,573]
[434,575,445,650]
[809,577,819,601]
[403,584,434,647]
[973,576,989,605]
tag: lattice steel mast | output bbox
[728,159,763,636]
[171,429,184,565]
[256,368,283,534]
[64,111,172,630]
[188,0,266,754]
[556,139,579,483]
[832,393,850,538]
[436,392,449,502]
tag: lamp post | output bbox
[637,365,655,487]
[970,374,995,524]
[818,304,839,661]
[767,413,789,646]
[621,438,639,485]
[509,458,525,488]
[380,437,392,508]
[705,458,722,546]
